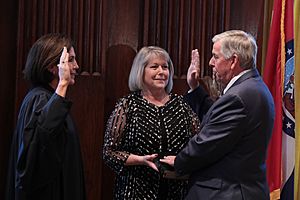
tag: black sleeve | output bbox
[16,92,72,193]
[102,97,130,175]
[183,86,214,121]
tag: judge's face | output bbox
[143,56,169,93]
[67,47,79,85]
[209,41,234,87]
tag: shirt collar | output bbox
[223,69,252,94]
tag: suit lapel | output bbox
[199,68,260,130]
[227,68,260,93]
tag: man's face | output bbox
[209,41,234,88]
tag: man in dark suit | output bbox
[161,30,275,200]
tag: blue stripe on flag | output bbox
[280,169,294,199]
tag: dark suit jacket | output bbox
[176,68,275,200]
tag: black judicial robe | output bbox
[6,86,86,200]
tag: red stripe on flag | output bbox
[263,0,283,197]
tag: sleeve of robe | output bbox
[15,91,72,194]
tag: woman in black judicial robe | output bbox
[6,34,86,200]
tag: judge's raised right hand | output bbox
[55,47,72,98]
[58,47,72,86]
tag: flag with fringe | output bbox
[263,0,297,199]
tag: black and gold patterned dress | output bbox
[103,91,200,200]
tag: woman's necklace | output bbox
[142,92,170,106]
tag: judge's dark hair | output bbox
[23,33,74,85]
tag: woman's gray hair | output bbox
[212,30,257,69]
[128,46,174,93]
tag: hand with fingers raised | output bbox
[187,49,201,91]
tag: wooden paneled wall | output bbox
[0,0,18,199]
[0,0,265,199]
[140,0,230,78]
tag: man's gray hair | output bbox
[212,30,257,69]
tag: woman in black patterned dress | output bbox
[103,46,200,199]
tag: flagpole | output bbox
[294,0,300,199]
